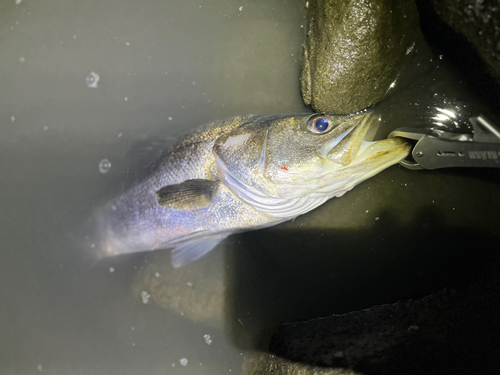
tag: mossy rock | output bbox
[301,0,422,114]
[431,0,500,81]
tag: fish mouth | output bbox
[334,136,411,184]
[326,113,382,166]
[322,112,410,168]
[315,112,411,196]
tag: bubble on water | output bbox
[19,56,25,63]
[117,133,123,138]
[36,364,42,372]
[11,116,15,122]
[124,97,128,101]
[179,358,188,366]
[109,267,115,273]
[203,334,212,345]
[98,159,112,174]
[168,117,173,121]
[86,71,100,88]
[43,126,49,130]
[15,0,22,5]
[154,272,160,277]
[141,291,150,304]
[126,42,130,46]
[238,6,243,11]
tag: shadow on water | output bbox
[223,202,499,353]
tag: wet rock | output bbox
[132,250,225,324]
[269,275,500,375]
[431,0,500,81]
[301,0,422,114]
[241,351,362,375]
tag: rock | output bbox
[301,0,422,114]
[241,351,362,375]
[131,250,226,324]
[431,0,500,81]
[269,275,500,375]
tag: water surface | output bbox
[1,1,500,374]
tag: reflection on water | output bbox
[1,0,500,374]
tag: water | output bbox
[1,0,500,374]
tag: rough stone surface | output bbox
[242,352,362,375]
[300,0,422,114]
[432,0,500,81]
[269,274,500,375]
[132,250,225,324]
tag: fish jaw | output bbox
[326,112,377,166]
[315,137,411,198]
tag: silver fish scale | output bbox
[97,112,410,261]
[100,115,274,255]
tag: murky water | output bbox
[1,1,500,374]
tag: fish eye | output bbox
[308,116,332,134]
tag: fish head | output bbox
[214,113,411,219]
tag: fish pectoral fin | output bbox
[170,234,228,268]
[156,179,219,209]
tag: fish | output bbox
[96,112,410,267]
